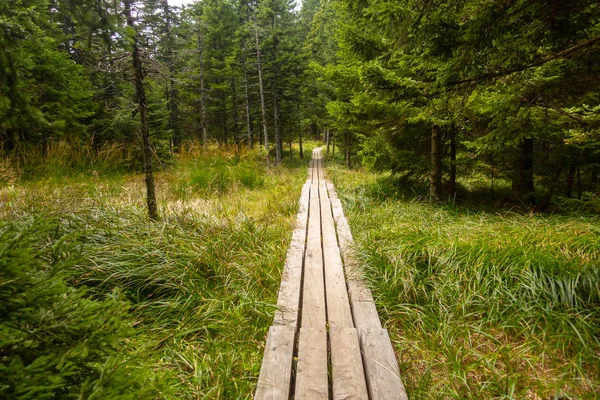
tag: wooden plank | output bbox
[273,227,305,327]
[316,158,325,183]
[295,328,328,399]
[320,182,353,329]
[360,328,408,400]
[301,181,326,328]
[324,169,407,399]
[255,326,296,399]
[352,300,382,332]
[330,328,369,399]
[326,181,338,198]
[296,183,310,230]
[347,278,374,303]
[333,214,353,259]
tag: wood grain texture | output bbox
[330,328,369,400]
[272,181,310,328]
[273,227,305,327]
[320,181,353,328]
[296,183,310,229]
[258,148,407,400]
[301,181,326,328]
[352,300,383,333]
[360,328,408,400]
[255,326,296,399]
[295,328,328,399]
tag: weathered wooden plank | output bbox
[333,214,353,258]
[360,328,408,400]
[301,181,326,328]
[295,328,328,399]
[273,227,305,327]
[325,180,377,304]
[326,181,338,198]
[320,182,353,329]
[316,155,325,182]
[255,326,296,399]
[330,328,369,399]
[272,181,310,328]
[325,172,407,399]
[352,300,382,332]
[296,183,310,230]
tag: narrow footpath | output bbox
[255,148,408,399]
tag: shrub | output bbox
[0,217,166,399]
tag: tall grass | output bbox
[13,139,137,180]
[1,141,316,398]
[327,164,600,399]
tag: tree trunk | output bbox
[220,91,228,145]
[577,167,582,199]
[271,15,282,163]
[430,125,442,201]
[2,129,16,152]
[326,128,330,154]
[449,126,457,198]
[490,153,496,199]
[566,164,576,197]
[243,51,252,148]
[288,124,293,160]
[125,0,158,221]
[512,137,535,206]
[332,131,335,155]
[273,84,282,163]
[255,25,269,168]
[231,77,240,146]
[345,132,351,168]
[311,122,317,138]
[163,0,180,153]
[540,166,562,211]
[298,121,304,159]
[198,25,208,152]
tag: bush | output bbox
[189,157,264,194]
[557,192,600,214]
[0,217,165,399]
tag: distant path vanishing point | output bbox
[255,148,409,400]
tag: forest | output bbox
[1,0,599,398]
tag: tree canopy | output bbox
[1,0,599,208]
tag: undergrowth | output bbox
[0,140,317,398]
[327,163,600,399]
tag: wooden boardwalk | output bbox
[255,148,408,400]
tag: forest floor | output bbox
[325,154,600,399]
[0,142,316,399]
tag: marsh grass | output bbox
[327,163,600,399]
[0,141,317,398]
[13,139,137,180]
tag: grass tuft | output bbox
[1,142,315,398]
[327,163,600,399]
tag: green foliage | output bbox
[323,0,600,204]
[1,146,311,398]
[0,0,95,151]
[188,156,265,193]
[14,140,135,180]
[0,217,169,399]
[329,165,600,398]
[557,192,600,214]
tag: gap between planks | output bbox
[256,148,408,400]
